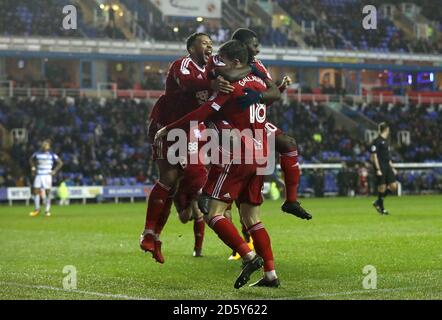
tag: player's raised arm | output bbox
[155,92,231,141]
[215,57,281,107]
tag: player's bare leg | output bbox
[203,197,263,288]
[140,159,181,261]
[240,203,280,288]
[276,133,312,220]
[29,188,41,217]
[44,188,52,216]
[191,200,205,257]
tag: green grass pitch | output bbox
[0,195,441,300]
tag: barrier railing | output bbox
[2,163,440,205]
[1,36,441,63]
[2,85,442,104]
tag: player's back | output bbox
[219,74,267,132]
[210,74,269,162]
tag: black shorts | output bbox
[375,166,396,186]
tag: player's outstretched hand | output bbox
[237,88,263,110]
[211,76,234,94]
[154,127,168,143]
[250,64,267,80]
[281,75,292,87]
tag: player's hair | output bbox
[218,40,248,64]
[186,32,211,51]
[231,28,258,43]
[378,122,389,133]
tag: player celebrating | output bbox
[370,122,398,215]
[140,32,237,263]
[29,140,63,217]
[156,40,280,288]
[230,28,312,220]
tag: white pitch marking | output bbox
[0,281,154,300]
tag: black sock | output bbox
[377,192,384,208]
[377,192,384,201]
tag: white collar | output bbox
[187,55,206,72]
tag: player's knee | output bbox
[378,185,387,193]
[239,207,260,228]
[192,206,204,220]
[275,134,297,153]
[241,215,260,229]
[223,210,232,221]
[203,213,216,225]
[159,174,179,189]
[178,208,192,224]
[158,161,181,188]
[389,183,398,192]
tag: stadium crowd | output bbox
[277,0,441,54]
[0,0,125,39]
[0,0,82,38]
[1,0,440,54]
[0,97,156,188]
[1,97,441,194]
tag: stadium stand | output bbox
[1,96,441,195]
[277,0,441,53]
[1,0,439,53]
[0,97,156,187]
[0,0,126,39]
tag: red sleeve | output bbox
[255,60,272,81]
[166,92,231,130]
[206,56,217,80]
[173,59,211,91]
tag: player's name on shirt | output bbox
[238,75,266,87]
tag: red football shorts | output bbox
[203,163,264,206]
[174,164,208,212]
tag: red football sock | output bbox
[144,182,171,230]
[154,196,173,236]
[248,222,274,272]
[193,217,205,250]
[208,215,250,257]
[280,150,300,202]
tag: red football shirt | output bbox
[165,73,269,162]
[150,56,212,125]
